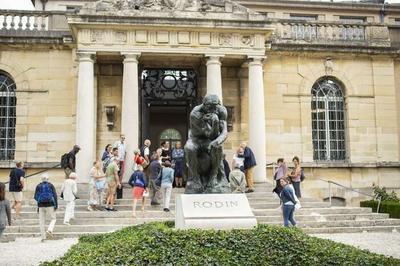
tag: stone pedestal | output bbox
[175,194,257,229]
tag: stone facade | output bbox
[0,0,400,205]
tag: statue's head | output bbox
[202,94,220,113]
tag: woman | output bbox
[273,158,287,195]
[0,182,12,238]
[280,177,297,227]
[160,141,171,163]
[171,141,184,188]
[61,172,78,225]
[288,156,302,198]
[128,165,148,217]
[88,161,106,211]
[160,160,174,212]
[101,144,112,161]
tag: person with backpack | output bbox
[128,165,148,217]
[288,156,302,198]
[61,172,78,225]
[61,145,81,179]
[34,174,58,241]
[8,161,25,219]
[0,182,12,239]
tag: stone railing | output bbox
[272,20,391,48]
[0,10,69,32]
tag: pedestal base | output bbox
[175,194,257,230]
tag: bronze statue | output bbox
[184,94,230,194]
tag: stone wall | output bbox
[0,48,77,166]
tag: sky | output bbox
[1,0,400,10]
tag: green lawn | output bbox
[43,222,400,266]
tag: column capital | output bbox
[205,54,224,65]
[121,52,141,63]
[76,51,96,63]
[247,55,266,66]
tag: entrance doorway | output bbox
[140,69,198,151]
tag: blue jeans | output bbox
[282,204,296,227]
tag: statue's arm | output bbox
[213,106,228,145]
[189,107,204,137]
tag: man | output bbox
[63,145,80,179]
[34,174,58,242]
[103,147,118,173]
[229,163,246,193]
[240,142,257,193]
[141,139,151,163]
[113,134,126,183]
[148,154,162,206]
[105,157,121,211]
[8,161,25,219]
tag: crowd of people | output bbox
[0,134,304,241]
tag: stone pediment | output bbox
[82,0,258,16]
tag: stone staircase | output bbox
[2,182,400,241]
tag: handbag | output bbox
[143,190,149,197]
[95,180,106,190]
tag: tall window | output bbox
[311,77,346,161]
[160,128,182,149]
[0,72,16,161]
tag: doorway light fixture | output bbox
[105,105,116,130]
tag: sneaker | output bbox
[46,230,54,239]
[87,206,94,211]
[163,208,170,212]
[245,189,255,193]
[63,222,71,226]
[109,208,117,212]
[105,207,110,211]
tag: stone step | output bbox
[304,226,400,234]
[15,201,330,213]
[22,197,320,206]
[6,218,400,234]
[253,207,374,216]
[256,213,390,222]
[11,213,391,226]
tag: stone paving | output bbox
[313,232,400,259]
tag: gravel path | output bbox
[313,232,400,259]
[0,238,78,266]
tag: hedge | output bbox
[360,200,400,219]
[42,222,399,266]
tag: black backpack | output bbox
[60,153,70,168]
[300,168,306,182]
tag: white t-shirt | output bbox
[232,154,245,168]
[113,141,126,161]
[144,146,150,157]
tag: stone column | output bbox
[75,51,96,183]
[248,56,267,183]
[206,55,223,101]
[121,52,140,182]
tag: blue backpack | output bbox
[35,182,54,204]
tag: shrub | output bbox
[42,222,399,266]
[361,200,400,218]
[372,184,399,202]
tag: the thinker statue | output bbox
[184,94,230,194]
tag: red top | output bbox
[134,154,145,165]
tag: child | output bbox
[61,172,78,225]
[0,182,12,238]
[128,165,148,217]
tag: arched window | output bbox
[311,77,346,161]
[159,128,182,149]
[0,72,16,161]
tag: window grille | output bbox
[0,72,16,161]
[311,77,346,161]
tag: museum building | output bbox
[0,0,399,204]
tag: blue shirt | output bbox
[128,171,147,188]
[160,167,174,187]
